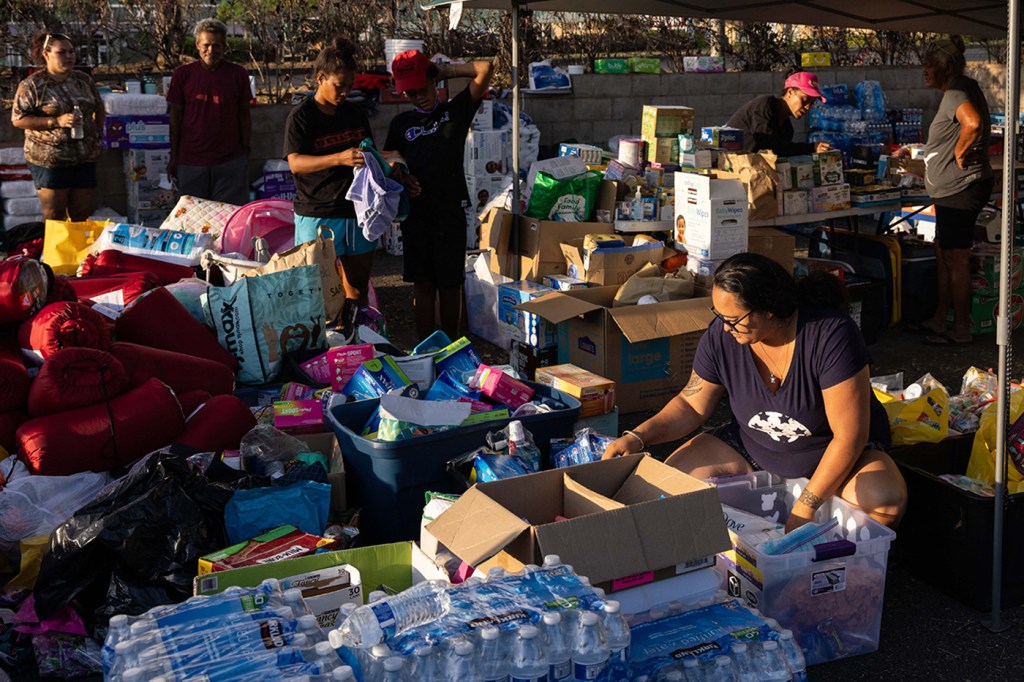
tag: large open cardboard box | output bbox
[560,238,671,286]
[427,454,729,590]
[517,285,714,413]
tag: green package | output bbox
[525,171,603,222]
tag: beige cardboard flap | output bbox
[535,507,649,584]
[560,242,585,272]
[614,456,710,504]
[564,474,625,517]
[425,486,529,566]
[629,484,732,572]
[608,296,714,343]
[517,290,607,324]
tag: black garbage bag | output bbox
[33,452,262,626]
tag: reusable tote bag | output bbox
[41,219,108,275]
[203,264,326,384]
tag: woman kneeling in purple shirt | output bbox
[603,253,906,532]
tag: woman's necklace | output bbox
[759,326,794,387]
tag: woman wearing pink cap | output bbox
[726,71,831,155]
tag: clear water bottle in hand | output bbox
[479,627,510,682]
[600,601,630,664]
[571,611,608,681]
[540,611,571,682]
[331,580,450,648]
[777,630,807,682]
[509,625,549,682]
[71,104,84,139]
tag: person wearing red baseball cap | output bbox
[384,50,493,342]
[726,71,831,155]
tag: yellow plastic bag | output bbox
[967,389,1024,493]
[873,385,949,445]
[3,535,49,593]
[41,219,107,275]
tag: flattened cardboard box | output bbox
[517,285,714,413]
[427,454,730,588]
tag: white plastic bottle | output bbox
[667,600,687,615]
[487,567,509,582]
[648,606,669,622]
[330,580,450,648]
[777,631,808,682]
[509,625,549,682]
[705,655,737,682]
[680,658,705,682]
[447,638,482,681]
[542,554,562,568]
[102,614,131,674]
[755,640,793,681]
[71,104,84,139]
[661,669,685,682]
[600,601,630,664]
[571,611,609,681]
[729,642,757,682]
[368,590,389,604]
[412,644,447,682]
[480,626,511,682]
[381,655,409,682]
[332,667,355,681]
[365,642,393,680]
[540,611,571,682]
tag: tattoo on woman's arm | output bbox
[682,372,703,397]
[799,489,825,510]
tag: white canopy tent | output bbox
[421,0,1020,628]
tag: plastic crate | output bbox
[712,471,896,666]
[327,382,581,544]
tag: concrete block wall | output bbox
[1,65,1014,215]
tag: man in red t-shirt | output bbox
[167,18,251,204]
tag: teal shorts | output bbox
[293,214,377,256]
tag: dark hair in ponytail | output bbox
[314,38,358,78]
[712,252,848,317]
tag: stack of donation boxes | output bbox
[464,101,512,248]
[778,150,851,216]
[641,105,695,165]
[675,172,749,283]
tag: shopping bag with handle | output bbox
[41,219,107,275]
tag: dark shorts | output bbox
[706,421,889,475]
[934,177,994,250]
[28,162,97,190]
[401,205,467,288]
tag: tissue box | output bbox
[683,56,725,73]
[273,400,325,434]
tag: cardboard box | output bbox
[516,216,605,281]
[509,340,560,380]
[465,173,507,214]
[628,57,661,74]
[776,159,792,190]
[383,221,403,256]
[783,189,811,216]
[683,55,725,73]
[970,245,1024,295]
[465,130,510,175]
[465,253,514,349]
[811,183,851,213]
[426,454,730,588]
[498,280,559,349]
[594,58,629,74]
[801,51,832,67]
[680,149,714,169]
[198,525,338,574]
[518,285,714,413]
[478,208,513,274]
[260,169,297,200]
[685,254,725,288]
[789,156,814,190]
[640,106,696,140]
[471,99,494,131]
[812,150,844,186]
[674,175,749,261]
[542,274,589,291]
[103,115,170,149]
[643,136,679,164]
[700,127,744,151]
[747,228,796,275]
[293,432,346,514]
[946,289,1024,335]
[560,237,668,286]
[535,364,615,417]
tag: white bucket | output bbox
[384,39,425,73]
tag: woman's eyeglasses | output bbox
[709,306,754,333]
[43,33,73,54]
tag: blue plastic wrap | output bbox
[224,480,331,544]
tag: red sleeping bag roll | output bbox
[0,346,30,413]
[16,377,186,475]
[27,347,130,418]
[115,287,236,371]
[0,410,27,455]
[174,394,256,453]
[45,274,78,304]
[19,301,113,363]
[67,272,160,309]
[80,250,196,286]
[109,342,235,396]
[0,256,48,324]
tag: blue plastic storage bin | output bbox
[327,382,581,543]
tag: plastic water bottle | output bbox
[542,554,562,568]
[71,104,84,139]
[660,668,685,682]
[331,581,451,647]
[649,606,669,622]
[487,567,509,582]
[332,667,355,681]
[368,590,389,604]
[777,630,808,682]
[755,641,792,681]
[381,656,408,682]
[705,656,736,682]
[509,624,549,682]
[729,643,757,682]
[680,658,705,682]
[667,600,686,615]
[571,611,608,681]
[447,638,482,681]
[412,644,447,682]
[480,626,511,682]
[540,611,571,682]
[600,601,630,664]
[102,614,131,674]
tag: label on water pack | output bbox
[511,675,548,682]
[550,660,571,680]
[572,661,606,680]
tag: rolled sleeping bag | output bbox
[0,410,27,455]
[27,347,130,418]
[115,287,237,371]
[0,346,30,413]
[16,377,186,476]
[177,389,213,418]
[173,394,257,453]
[18,301,113,364]
[67,272,161,310]
[109,341,235,396]
[45,274,78,305]
[80,250,196,286]
[0,256,48,324]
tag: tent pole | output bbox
[988,0,1020,633]
[510,1,522,281]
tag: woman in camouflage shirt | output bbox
[12,31,104,220]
